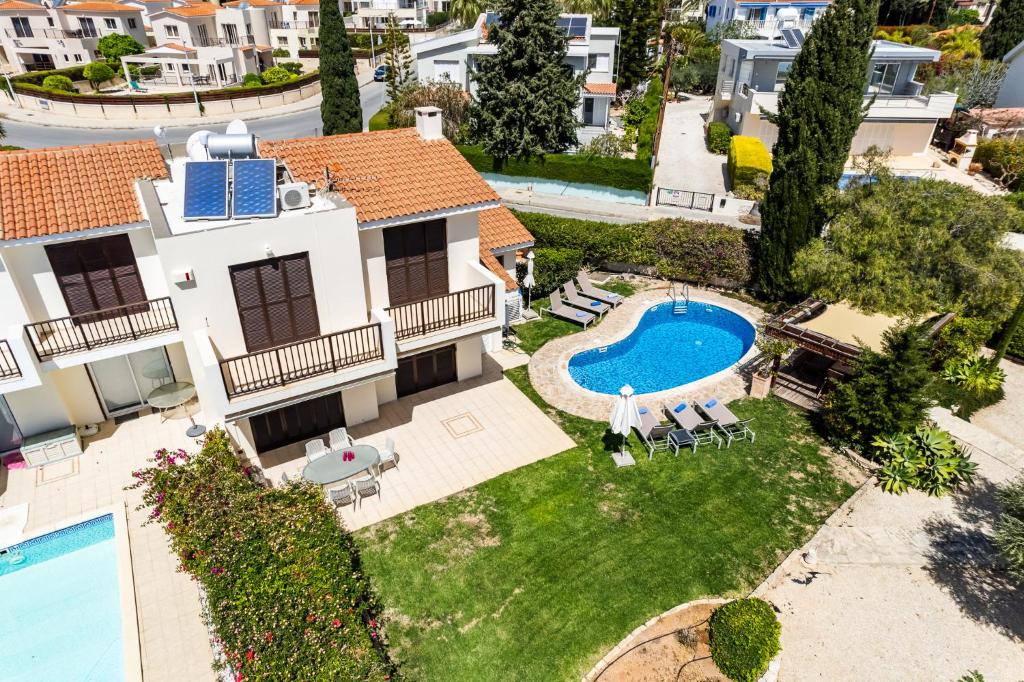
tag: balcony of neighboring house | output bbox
[195,33,257,48]
[268,19,320,30]
[4,28,49,50]
[0,339,22,381]
[735,16,817,38]
[25,297,179,363]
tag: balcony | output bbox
[219,323,384,399]
[0,340,21,381]
[42,28,100,40]
[26,297,178,362]
[195,34,256,48]
[733,82,957,121]
[385,284,496,342]
[268,20,320,29]
[735,17,816,37]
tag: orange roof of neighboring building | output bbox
[0,140,168,241]
[262,128,500,224]
[224,0,281,5]
[0,1,46,11]
[63,1,141,11]
[164,3,218,16]
[153,42,194,52]
[583,82,617,95]
[284,0,321,5]
[479,205,532,252]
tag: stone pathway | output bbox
[528,284,763,420]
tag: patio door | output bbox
[583,97,595,126]
[395,345,456,398]
[0,396,23,455]
[88,347,172,418]
[45,234,147,319]
[248,392,344,453]
[384,219,448,306]
[78,17,98,38]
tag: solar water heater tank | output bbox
[206,133,258,159]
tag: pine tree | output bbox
[982,0,1024,60]
[319,0,363,135]
[757,0,878,298]
[470,0,584,167]
[383,14,413,118]
[612,0,659,90]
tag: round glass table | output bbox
[147,381,206,438]
[302,444,380,485]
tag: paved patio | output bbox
[653,98,730,196]
[0,404,217,682]
[528,284,763,420]
[257,356,575,530]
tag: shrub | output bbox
[242,73,263,87]
[707,121,732,154]
[708,598,781,682]
[389,79,471,142]
[579,132,630,159]
[873,426,978,497]
[995,475,1024,582]
[278,61,303,75]
[524,247,585,297]
[457,145,653,192]
[369,107,392,131]
[942,354,1006,393]
[10,65,87,85]
[42,75,75,92]
[260,66,293,84]
[635,78,663,163]
[932,316,999,365]
[727,135,772,200]
[974,138,1024,190]
[129,430,394,681]
[97,33,145,63]
[945,8,980,25]
[82,61,115,89]
[427,10,449,27]
[272,47,290,58]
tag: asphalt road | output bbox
[1,80,386,149]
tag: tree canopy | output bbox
[97,33,145,64]
[982,0,1024,60]
[319,0,362,135]
[383,15,413,113]
[791,162,1024,320]
[470,0,583,167]
[611,0,659,90]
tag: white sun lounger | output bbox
[563,281,609,317]
[541,291,596,328]
[577,270,623,307]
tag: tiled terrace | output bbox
[257,357,575,530]
[0,404,217,682]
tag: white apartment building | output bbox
[0,0,146,73]
[262,0,321,57]
[704,0,831,38]
[0,110,533,465]
[712,37,958,156]
[412,13,620,140]
[350,0,427,29]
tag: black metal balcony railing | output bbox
[195,34,256,48]
[0,340,22,380]
[26,297,178,361]
[42,28,99,39]
[220,323,384,399]
[386,284,495,341]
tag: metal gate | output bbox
[656,187,715,212]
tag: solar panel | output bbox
[780,27,799,49]
[568,17,588,37]
[232,159,278,219]
[792,28,806,47]
[183,160,229,221]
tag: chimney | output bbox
[414,106,444,141]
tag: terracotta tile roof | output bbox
[0,140,168,241]
[63,1,142,11]
[583,82,617,95]
[480,247,517,291]
[0,1,46,10]
[262,128,500,224]
[153,42,194,52]
[164,4,217,16]
[224,0,281,5]
[479,205,532,251]
[285,0,321,5]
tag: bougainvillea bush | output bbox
[130,429,395,681]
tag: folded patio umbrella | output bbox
[609,385,641,468]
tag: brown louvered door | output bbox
[384,219,448,306]
[45,234,147,320]
[395,344,456,398]
[248,392,345,453]
[229,253,320,353]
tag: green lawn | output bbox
[514,280,636,355]
[356,366,854,681]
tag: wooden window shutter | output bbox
[45,233,146,318]
[230,253,320,353]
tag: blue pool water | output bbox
[0,514,124,681]
[569,303,756,395]
[481,172,649,205]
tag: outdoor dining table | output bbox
[302,444,380,485]
[147,381,206,438]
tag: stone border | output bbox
[529,284,764,421]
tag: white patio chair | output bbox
[378,436,400,472]
[353,474,380,507]
[305,439,328,463]
[328,482,355,508]
[329,427,354,451]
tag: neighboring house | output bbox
[712,37,958,156]
[351,0,428,30]
[412,13,620,141]
[994,39,1024,109]
[0,0,146,73]
[704,0,830,37]
[0,109,533,464]
[264,0,321,57]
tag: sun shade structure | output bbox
[609,385,641,467]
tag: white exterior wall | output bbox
[995,50,1024,108]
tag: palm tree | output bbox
[874,28,913,44]
[940,28,982,59]
[669,24,707,57]
[561,0,612,20]
[449,0,484,27]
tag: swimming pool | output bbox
[480,172,649,205]
[568,302,756,395]
[0,514,124,681]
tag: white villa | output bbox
[412,12,620,140]
[0,109,532,465]
[712,36,959,156]
[704,0,831,38]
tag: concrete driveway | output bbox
[653,97,729,196]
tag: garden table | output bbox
[302,444,380,485]
[147,381,206,438]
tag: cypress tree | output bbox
[982,0,1024,60]
[757,0,878,298]
[612,0,659,90]
[470,0,584,168]
[319,0,363,135]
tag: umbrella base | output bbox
[611,450,637,468]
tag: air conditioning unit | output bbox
[278,182,310,211]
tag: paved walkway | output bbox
[528,284,763,420]
[971,357,1024,452]
[754,407,1024,681]
[653,97,729,196]
[502,191,752,229]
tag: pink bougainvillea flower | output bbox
[331,619,341,628]
[264,632,273,643]
[246,649,254,661]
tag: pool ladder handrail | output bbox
[671,282,689,315]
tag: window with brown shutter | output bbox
[229,252,320,353]
[45,234,147,318]
[384,219,448,306]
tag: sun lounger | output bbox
[577,270,623,307]
[563,281,609,316]
[635,406,674,459]
[696,398,755,447]
[542,291,596,328]
[663,402,722,450]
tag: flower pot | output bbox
[750,371,773,399]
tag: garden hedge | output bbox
[709,598,781,682]
[728,135,772,200]
[457,145,653,192]
[513,211,752,293]
[369,107,391,131]
[974,139,1024,190]
[707,121,732,154]
[130,430,394,681]
[635,78,664,164]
